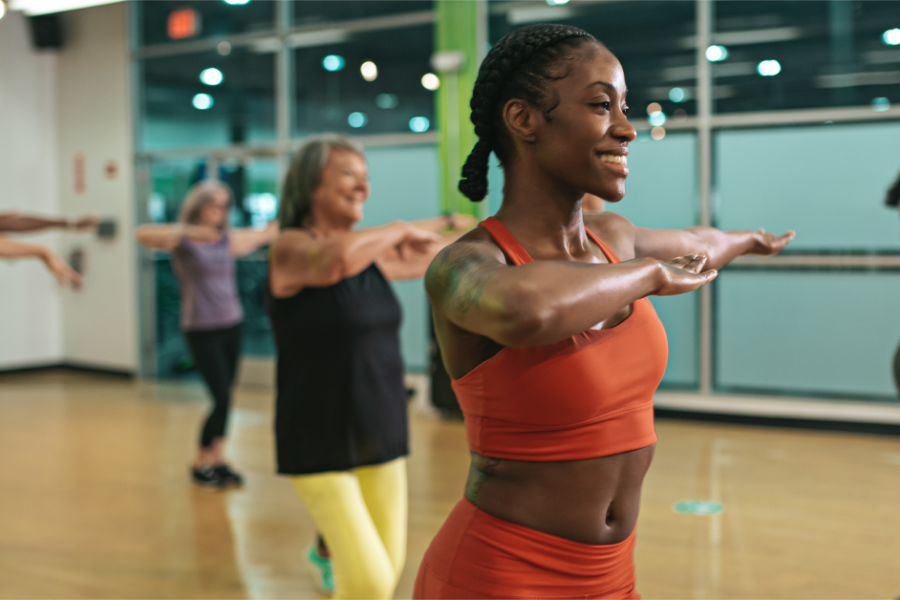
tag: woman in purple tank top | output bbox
[136,181,278,488]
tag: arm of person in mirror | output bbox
[229,220,280,257]
[134,223,221,251]
[0,212,99,233]
[0,234,82,288]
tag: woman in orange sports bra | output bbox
[415,24,795,599]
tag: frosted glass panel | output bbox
[716,271,900,399]
[716,123,900,251]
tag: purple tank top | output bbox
[171,234,243,331]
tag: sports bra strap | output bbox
[480,216,622,265]
[480,217,533,265]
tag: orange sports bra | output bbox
[450,217,668,462]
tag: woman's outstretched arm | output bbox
[134,223,222,251]
[0,213,98,233]
[229,221,280,257]
[587,212,794,270]
[0,235,81,288]
[425,236,716,349]
[269,221,440,297]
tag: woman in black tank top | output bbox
[268,134,472,599]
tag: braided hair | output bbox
[458,24,602,202]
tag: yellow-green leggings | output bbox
[290,458,407,599]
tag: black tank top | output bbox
[267,263,408,475]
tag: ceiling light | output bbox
[884,28,900,46]
[421,73,440,91]
[668,87,688,103]
[199,68,224,86]
[0,1,6,19]
[223,0,250,4]
[648,111,667,127]
[192,93,214,110]
[322,55,345,72]
[546,0,569,4]
[757,59,781,76]
[360,61,378,82]
[409,116,430,133]
[872,97,891,112]
[650,126,666,141]
[705,45,728,62]
[348,112,368,128]
[646,102,662,115]
[376,94,399,109]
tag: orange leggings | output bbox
[414,498,640,599]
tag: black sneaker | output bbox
[191,466,225,488]
[215,464,244,487]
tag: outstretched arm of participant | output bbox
[0,235,82,288]
[269,221,440,297]
[134,223,222,251]
[624,213,794,269]
[425,237,716,349]
[230,220,280,257]
[377,231,467,281]
[0,212,99,233]
[409,213,479,234]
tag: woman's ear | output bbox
[502,99,540,146]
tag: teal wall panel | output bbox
[650,294,699,388]
[607,132,698,230]
[716,271,900,399]
[361,143,442,372]
[716,122,900,251]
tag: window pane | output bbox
[294,1,433,27]
[136,0,275,47]
[293,25,436,137]
[716,122,900,252]
[141,48,276,150]
[489,1,698,118]
[713,0,900,113]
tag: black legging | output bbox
[185,323,242,448]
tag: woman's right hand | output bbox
[397,222,441,255]
[653,254,717,296]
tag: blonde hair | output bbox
[178,181,234,227]
[279,134,365,229]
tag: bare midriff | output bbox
[464,444,655,545]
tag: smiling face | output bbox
[197,189,231,228]
[311,149,370,228]
[515,45,637,203]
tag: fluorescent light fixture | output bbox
[409,117,430,133]
[872,97,891,112]
[223,0,250,4]
[669,87,688,103]
[192,93,214,110]
[348,112,368,128]
[322,55,345,72]
[360,61,378,82]
[376,94,399,109]
[884,28,900,46]
[0,1,6,19]
[546,0,569,5]
[421,73,440,91]
[200,68,224,86]
[757,59,781,76]
[705,45,728,62]
[10,0,123,15]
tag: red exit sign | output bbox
[168,8,200,40]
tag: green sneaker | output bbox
[306,545,335,594]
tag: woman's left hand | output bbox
[749,229,795,255]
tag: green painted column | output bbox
[435,0,485,218]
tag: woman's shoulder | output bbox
[583,211,637,261]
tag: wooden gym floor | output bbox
[0,370,899,599]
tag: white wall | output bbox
[0,4,137,372]
[56,2,137,371]
[0,11,64,369]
